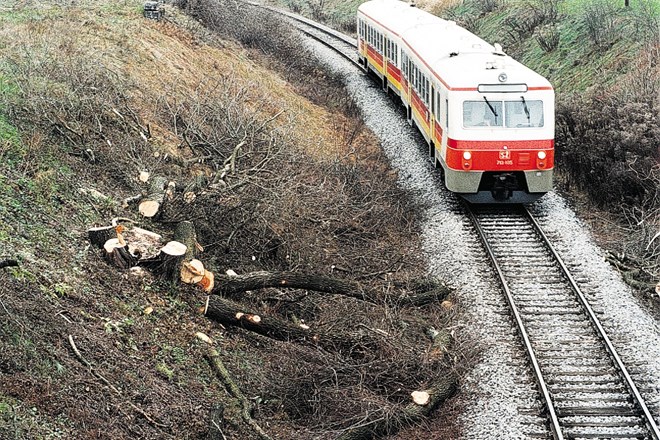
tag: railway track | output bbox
[467,203,660,440]
[249,4,660,438]
[249,2,361,67]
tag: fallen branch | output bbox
[204,295,377,354]
[212,271,376,303]
[205,345,272,440]
[335,375,457,440]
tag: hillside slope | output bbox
[0,1,459,439]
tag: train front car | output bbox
[356,0,555,204]
[439,54,555,204]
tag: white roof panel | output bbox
[358,0,552,91]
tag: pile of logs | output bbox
[88,219,214,292]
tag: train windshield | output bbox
[463,99,544,128]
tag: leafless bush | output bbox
[578,0,621,48]
[534,24,560,52]
[628,0,660,43]
[1,44,154,193]
[478,0,502,13]
[505,0,560,42]
[557,94,659,209]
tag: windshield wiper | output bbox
[520,95,530,123]
[483,96,498,118]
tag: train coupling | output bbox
[490,173,519,201]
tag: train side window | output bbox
[446,99,449,128]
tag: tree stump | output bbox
[104,238,138,269]
[140,241,187,283]
[88,226,117,248]
[174,220,198,262]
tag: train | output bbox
[356,0,554,203]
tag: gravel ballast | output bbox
[305,38,660,438]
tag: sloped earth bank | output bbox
[303,37,660,438]
[0,2,465,439]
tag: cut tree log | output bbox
[104,238,138,269]
[204,295,378,354]
[212,271,376,303]
[335,375,457,440]
[88,226,117,248]
[139,241,187,283]
[138,176,168,218]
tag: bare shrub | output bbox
[505,0,560,43]
[1,44,154,194]
[628,0,660,43]
[557,96,659,208]
[534,23,560,52]
[578,0,622,48]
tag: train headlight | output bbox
[462,151,472,170]
[536,151,547,169]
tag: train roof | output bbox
[358,0,553,91]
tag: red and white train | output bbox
[357,0,554,203]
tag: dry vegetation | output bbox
[0,1,459,439]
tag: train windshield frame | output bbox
[462,98,544,128]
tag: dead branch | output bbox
[335,375,457,440]
[205,346,272,440]
[204,295,377,354]
[212,271,377,303]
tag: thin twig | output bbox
[68,335,169,428]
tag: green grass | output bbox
[442,0,659,93]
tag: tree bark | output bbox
[139,175,168,218]
[104,238,138,269]
[398,286,451,307]
[212,271,376,303]
[335,375,457,440]
[0,259,19,269]
[174,220,198,263]
[204,295,377,354]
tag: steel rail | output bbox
[466,204,564,440]
[524,206,660,440]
